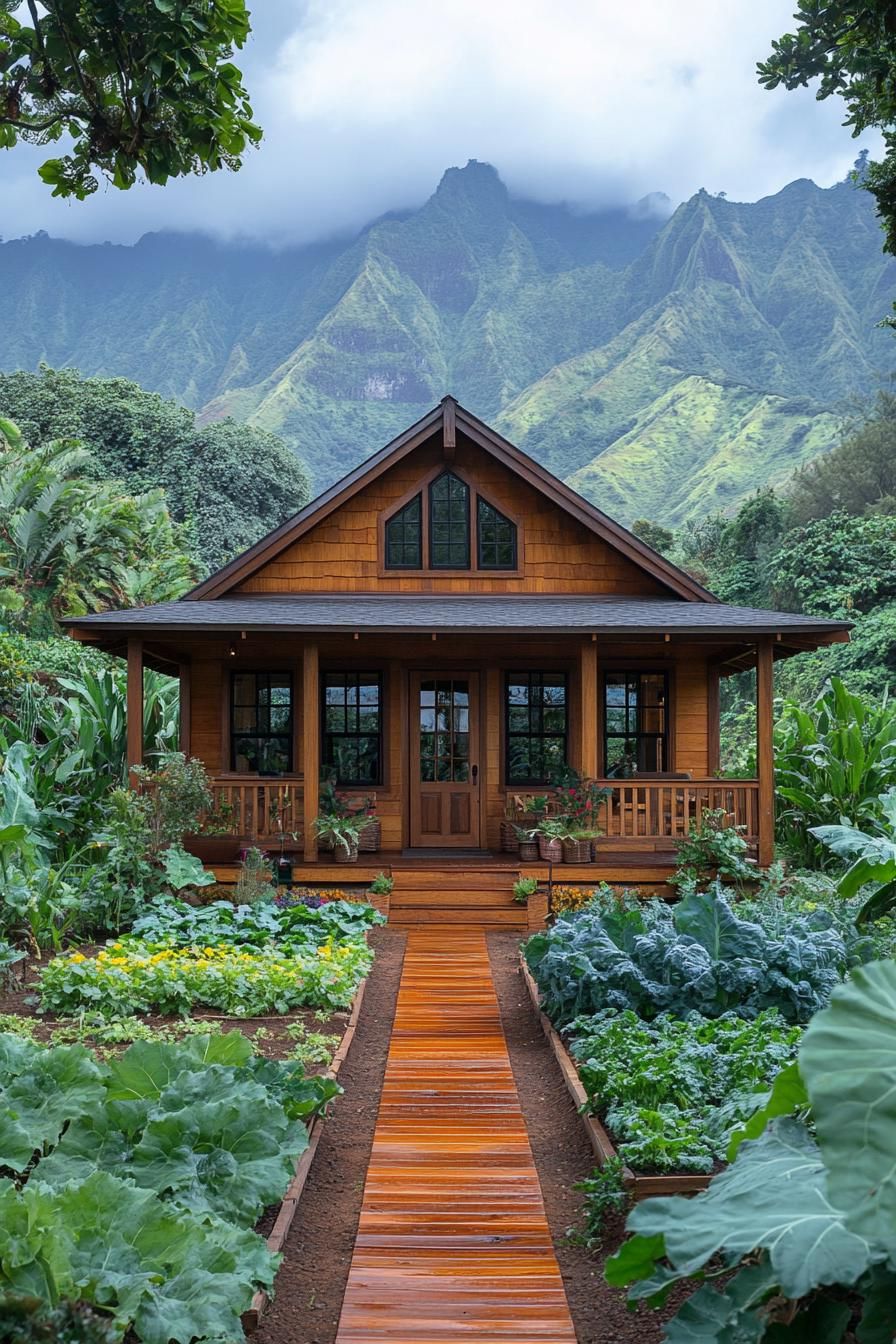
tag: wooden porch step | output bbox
[388,907,527,927]
[391,889,520,909]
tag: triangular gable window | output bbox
[383,469,517,572]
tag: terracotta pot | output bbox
[538,836,563,863]
[518,840,539,861]
[562,838,593,863]
[358,818,381,852]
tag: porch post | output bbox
[756,638,774,866]
[579,638,598,778]
[126,637,144,786]
[707,662,720,776]
[178,661,191,757]
[303,642,320,862]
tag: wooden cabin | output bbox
[65,399,850,929]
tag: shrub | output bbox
[549,884,594,916]
[525,884,848,1025]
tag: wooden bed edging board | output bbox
[242,973,369,1332]
[518,956,712,1199]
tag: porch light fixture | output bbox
[228,642,236,658]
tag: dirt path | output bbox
[488,931,670,1344]
[256,927,407,1344]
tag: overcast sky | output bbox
[0,0,878,247]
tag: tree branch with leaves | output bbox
[0,0,261,198]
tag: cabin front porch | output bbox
[105,624,780,927]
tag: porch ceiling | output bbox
[63,593,851,642]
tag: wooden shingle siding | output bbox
[236,437,667,597]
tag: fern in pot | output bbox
[314,812,369,863]
[533,816,568,863]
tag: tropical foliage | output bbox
[607,960,896,1342]
[0,417,193,631]
[0,369,311,574]
[813,789,896,924]
[0,0,260,200]
[775,678,896,866]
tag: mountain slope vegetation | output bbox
[0,161,893,524]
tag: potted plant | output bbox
[562,828,597,863]
[358,796,381,853]
[514,824,539,861]
[512,875,539,904]
[314,812,368,863]
[534,816,568,864]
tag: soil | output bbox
[488,932,681,1344]
[0,948,351,1063]
[255,927,406,1344]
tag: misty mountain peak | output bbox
[434,160,509,214]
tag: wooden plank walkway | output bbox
[335,930,577,1343]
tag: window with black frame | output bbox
[230,672,293,773]
[505,671,567,784]
[322,672,382,786]
[603,671,668,776]
[429,471,470,568]
[477,497,517,569]
[384,494,422,568]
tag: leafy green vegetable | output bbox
[0,1030,337,1341]
[0,1172,275,1344]
[526,884,847,1025]
[607,959,896,1342]
[570,1008,801,1173]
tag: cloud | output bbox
[0,0,880,245]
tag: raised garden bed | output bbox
[519,955,712,1198]
[243,971,368,1330]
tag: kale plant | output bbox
[525,884,848,1025]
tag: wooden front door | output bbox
[409,672,480,847]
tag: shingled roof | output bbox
[63,594,852,639]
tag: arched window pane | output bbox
[477,497,517,569]
[429,472,470,568]
[385,494,422,568]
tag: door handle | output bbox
[471,764,479,785]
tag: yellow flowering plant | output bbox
[39,936,373,1019]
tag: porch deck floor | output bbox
[333,930,577,1343]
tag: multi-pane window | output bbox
[418,679,470,782]
[384,474,518,572]
[231,672,293,774]
[429,471,470,568]
[477,497,517,569]
[505,672,568,785]
[384,494,422,568]
[604,671,668,777]
[322,672,382,786]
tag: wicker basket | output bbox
[518,840,539,861]
[332,843,359,864]
[500,820,520,853]
[538,836,564,863]
[562,838,592,863]
[358,818,381,852]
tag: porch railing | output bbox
[592,778,760,844]
[205,778,304,845]
[200,776,760,849]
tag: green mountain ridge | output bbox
[1,161,893,526]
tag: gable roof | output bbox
[185,398,718,603]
